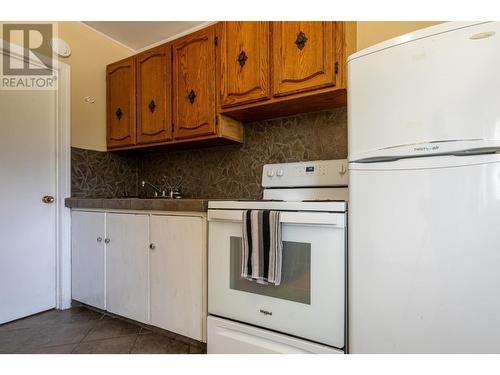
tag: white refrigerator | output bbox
[348,21,500,353]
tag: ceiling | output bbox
[82,21,210,51]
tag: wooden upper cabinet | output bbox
[107,57,136,148]
[172,26,217,140]
[218,22,270,108]
[136,45,172,145]
[271,22,336,97]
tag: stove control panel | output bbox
[262,159,348,188]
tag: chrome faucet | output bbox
[141,180,165,197]
[161,175,183,199]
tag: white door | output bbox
[349,154,500,353]
[0,89,58,324]
[208,210,346,349]
[106,213,149,323]
[71,211,106,310]
[150,215,204,341]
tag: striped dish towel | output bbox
[241,210,283,286]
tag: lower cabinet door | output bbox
[71,211,106,310]
[150,215,204,341]
[106,213,149,323]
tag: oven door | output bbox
[208,209,346,349]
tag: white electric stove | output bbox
[207,159,348,354]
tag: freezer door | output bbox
[348,21,500,161]
[348,155,500,353]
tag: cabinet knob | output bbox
[97,237,103,243]
[148,100,156,113]
[42,195,55,204]
[295,31,308,50]
[149,243,156,250]
[188,89,196,104]
[104,238,110,244]
[115,108,123,120]
[237,50,248,67]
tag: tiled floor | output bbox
[0,305,206,354]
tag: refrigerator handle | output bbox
[353,147,500,164]
[451,147,500,156]
[352,156,403,163]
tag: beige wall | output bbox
[58,22,133,151]
[356,21,443,51]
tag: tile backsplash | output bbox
[71,147,138,198]
[71,107,347,200]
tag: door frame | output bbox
[1,40,72,310]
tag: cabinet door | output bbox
[71,211,106,310]
[107,57,136,148]
[150,215,204,341]
[219,22,270,108]
[271,22,336,97]
[172,26,216,140]
[106,213,149,323]
[136,45,172,145]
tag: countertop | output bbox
[65,197,209,212]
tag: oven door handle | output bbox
[208,210,345,227]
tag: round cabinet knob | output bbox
[42,195,55,204]
[97,237,103,243]
[276,169,284,177]
[338,164,347,175]
[266,169,275,177]
[104,238,110,244]
[149,243,156,250]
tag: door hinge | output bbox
[215,115,219,125]
[214,36,218,46]
[335,61,339,75]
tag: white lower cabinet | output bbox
[105,213,150,324]
[150,215,204,341]
[71,211,106,310]
[71,209,207,342]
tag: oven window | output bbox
[229,236,311,305]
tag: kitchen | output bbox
[1,1,500,372]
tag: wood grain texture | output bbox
[220,21,356,122]
[105,131,243,152]
[220,86,346,123]
[218,115,244,142]
[136,44,172,145]
[218,22,271,108]
[172,26,217,140]
[106,57,137,149]
[105,22,353,151]
[340,21,357,90]
[271,22,336,96]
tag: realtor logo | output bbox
[1,22,57,90]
